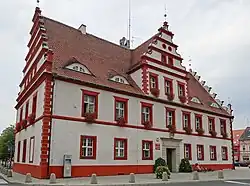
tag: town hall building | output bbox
[13,7,234,179]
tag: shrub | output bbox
[153,157,166,173]
[179,158,192,173]
[155,166,171,179]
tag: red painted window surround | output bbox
[114,96,129,122]
[221,146,228,161]
[184,143,192,160]
[142,140,153,160]
[19,107,23,122]
[149,72,159,90]
[210,145,217,160]
[140,102,153,125]
[164,77,173,95]
[165,107,176,128]
[81,89,100,118]
[22,139,27,163]
[17,141,21,162]
[168,57,174,66]
[195,114,203,130]
[32,93,37,118]
[177,81,185,97]
[21,61,38,89]
[80,135,97,159]
[220,119,227,134]
[25,100,29,119]
[208,116,215,131]
[197,144,204,161]
[29,136,35,163]
[161,54,167,63]
[182,111,191,129]
[114,138,128,160]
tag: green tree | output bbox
[0,125,15,166]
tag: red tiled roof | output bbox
[233,129,244,145]
[42,16,231,117]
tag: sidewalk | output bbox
[1,167,250,186]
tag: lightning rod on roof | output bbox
[128,0,131,49]
[37,0,40,7]
[164,4,167,21]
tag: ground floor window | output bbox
[142,140,153,160]
[210,145,217,160]
[80,135,97,159]
[114,138,128,160]
[221,146,228,160]
[184,143,192,160]
[197,145,204,160]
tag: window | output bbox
[177,82,185,97]
[141,102,153,124]
[22,139,27,163]
[220,119,226,135]
[168,57,173,66]
[197,145,204,160]
[184,144,192,160]
[114,138,128,160]
[80,135,97,159]
[142,140,153,160]
[221,146,228,160]
[166,107,175,127]
[243,156,249,161]
[149,73,158,89]
[243,145,246,151]
[191,97,201,104]
[208,117,215,132]
[161,54,167,63]
[19,107,23,122]
[81,90,99,117]
[25,101,29,119]
[29,137,35,163]
[164,77,173,95]
[195,114,202,130]
[114,96,128,122]
[115,77,125,83]
[210,145,217,160]
[17,141,21,162]
[32,93,37,118]
[182,111,191,129]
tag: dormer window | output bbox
[210,102,220,108]
[110,76,129,84]
[191,97,201,104]
[65,62,91,75]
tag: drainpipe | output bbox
[47,75,55,178]
[230,117,235,170]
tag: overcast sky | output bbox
[0,0,249,132]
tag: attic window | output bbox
[191,97,201,104]
[65,62,91,75]
[210,102,220,108]
[111,76,129,84]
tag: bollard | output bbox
[90,173,98,184]
[162,172,168,181]
[218,170,224,179]
[49,173,57,184]
[129,173,135,183]
[25,173,32,183]
[193,171,199,180]
[7,170,12,177]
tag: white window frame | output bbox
[84,95,95,113]
[142,106,150,122]
[209,119,213,131]
[115,140,125,158]
[184,144,190,159]
[116,101,125,120]
[82,137,93,157]
[143,142,151,158]
[29,137,35,162]
[150,77,156,88]
[210,146,216,160]
[222,147,227,160]
[183,114,189,128]
[165,80,171,94]
[195,117,201,129]
[197,145,203,160]
[178,85,184,96]
[167,111,173,126]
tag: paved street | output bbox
[166,180,250,185]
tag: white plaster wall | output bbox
[51,80,232,166]
[16,81,45,122]
[49,119,232,166]
[130,69,142,89]
[14,120,42,165]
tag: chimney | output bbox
[78,24,86,34]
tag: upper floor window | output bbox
[166,107,175,128]
[142,140,153,160]
[164,77,173,96]
[220,119,226,135]
[81,90,99,118]
[177,82,185,97]
[161,54,167,63]
[80,135,97,159]
[195,114,202,130]
[208,117,215,132]
[141,102,153,125]
[149,73,158,89]
[182,112,191,129]
[114,96,128,122]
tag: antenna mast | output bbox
[37,0,40,7]
[128,0,131,48]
